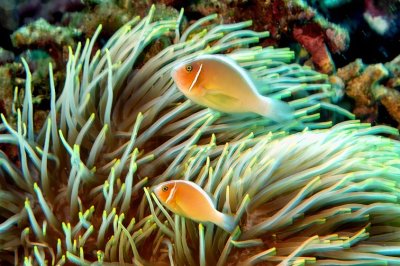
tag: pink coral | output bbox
[293,25,334,73]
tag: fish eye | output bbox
[162,186,168,192]
[185,65,193,72]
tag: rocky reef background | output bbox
[0,0,400,131]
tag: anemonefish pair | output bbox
[153,180,235,233]
[171,54,294,122]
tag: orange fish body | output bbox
[172,54,294,122]
[153,180,235,233]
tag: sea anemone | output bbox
[0,5,399,265]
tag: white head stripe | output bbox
[166,182,177,203]
[188,64,203,92]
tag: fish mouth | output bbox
[152,184,161,196]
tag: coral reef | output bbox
[336,55,400,128]
[0,3,182,128]
[0,8,399,265]
[308,0,400,65]
[379,86,400,126]
[362,0,400,36]
[11,18,80,54]
[183,0,349,74]
[0,48,15,65]
[0,49,61,132]
[63,1,180,37]
[3,0,400,129]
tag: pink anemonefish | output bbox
[171,54,294,122]
[153,180,235,233]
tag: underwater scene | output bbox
[0,0,400,265]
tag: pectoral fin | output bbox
[203,90,241,110]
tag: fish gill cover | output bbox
[0,5,399,266]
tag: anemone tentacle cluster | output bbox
[0,6,399,265]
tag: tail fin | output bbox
[258,96,294,122]
[213,211,236,233]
